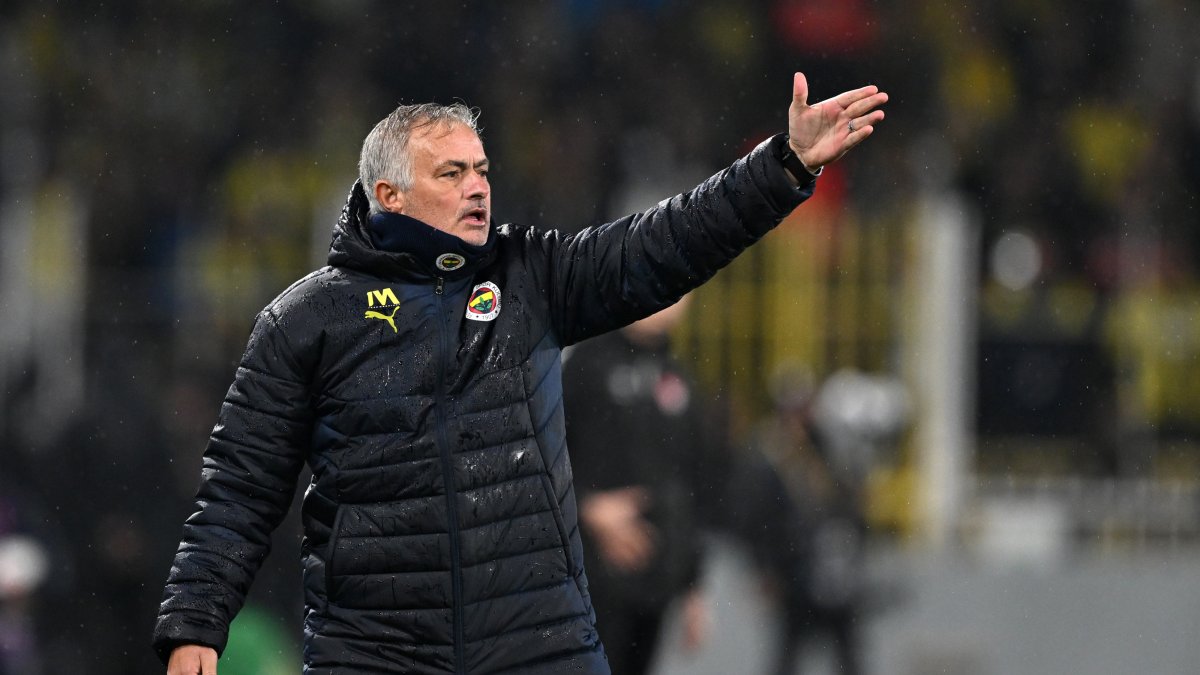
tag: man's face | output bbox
[393,122,491,246]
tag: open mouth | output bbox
[462,208,488,226]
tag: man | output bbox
[563,295,716,675]
[729,367,871,675]
[154,72,887,674]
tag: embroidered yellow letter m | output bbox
[367,288,400,308]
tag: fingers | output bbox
[845,91,889,120]
[816,83,887,147]
[792,72,809,106]
[849,109,886,135]
[833,84,882,108]
[841,89,887,151]
[843,120,876,152]
[167,645,218,675]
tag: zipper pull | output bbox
[435,277,444,295]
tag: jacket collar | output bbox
[327,181,497,281]
[366,211,492,280]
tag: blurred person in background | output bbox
[563,294,719,675]
[153,73,887,675]
[727,367,908,675]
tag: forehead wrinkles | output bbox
[412,121,476,151]
[411,126,485,173]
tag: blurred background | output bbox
[1,1,1198,673]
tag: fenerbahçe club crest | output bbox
[465,281,501,321]
[436,253,465,271]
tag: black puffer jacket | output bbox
[153,133,814,674]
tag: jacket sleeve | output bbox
[152,308,313,663]
[545,133,816,345]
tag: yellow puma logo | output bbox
[364,306,400,333]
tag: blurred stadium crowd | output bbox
[0,0,1197,673]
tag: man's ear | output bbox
[374,180,405,213]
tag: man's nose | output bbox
[465,170,489,199]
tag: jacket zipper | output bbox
[433,275,466,674]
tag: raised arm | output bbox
[543,73,888,345]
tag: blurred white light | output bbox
[0,535,49,597]
[990,230,1042,291]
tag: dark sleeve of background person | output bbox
[561,335,633,499]
[720,442,802,576]
[564,332,731,514]
[685,387,734,533]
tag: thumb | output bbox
[792,72,809,106]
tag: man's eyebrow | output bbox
[435,158,490,171]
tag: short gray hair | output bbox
[358,102,481,214]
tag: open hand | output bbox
[788,72,888,170]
